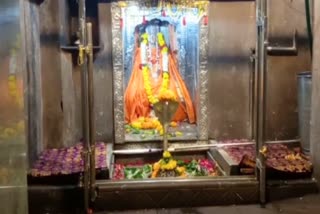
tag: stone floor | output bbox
[105,194,320,214]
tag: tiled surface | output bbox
[104,194,320,214]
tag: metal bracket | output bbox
[250,48,257,62]
[256,158,264,170]
[267,30,298,56]
[78,44,93,65]
[256,11,265,28]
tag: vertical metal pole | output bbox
[256,0,267,207]
[250,48,257,140]
[163,123,168,151]
[78,0,90,211]
[163,104,168,151]
[86,22,96,203]
[305,0,313,55]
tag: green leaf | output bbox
[125,125,131,129]
[124,165,152,179]
[186,160,203,176]
[177,160,185,166]
[132,130,140,134]
[141,164,152,178]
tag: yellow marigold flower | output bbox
[8,75,16,82]
[160,164,167,171]
[170,121,178,127]
[157,32,166,46]
[8,82,17,90]
[131,121,142,129]
[153,162,161,171]
[156,125,163,132]
[175,131,183,136]
[163,151,171,159]
[161,47,168,54]
[176,166,185,174]
[167,160,177,170]
[118,1,127,8]
[160,162,175,171]
[137,117,145,122]
[141,33,149,44]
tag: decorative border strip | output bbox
[111,2,125,143]
[198,12,209,140]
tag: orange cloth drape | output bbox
[125,47,195,124]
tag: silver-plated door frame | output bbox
[111,1,209,144]
[111,2,125,144]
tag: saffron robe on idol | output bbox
[124,21,195,124]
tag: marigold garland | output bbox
[143,66,159,104]
[132,32,178,134]
[142,32,177,105]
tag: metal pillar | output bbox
[255,0,267,207]
[250,48,257,140]
[78,0,96,212]
[86,22,96,204]
[78,0,90,211]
